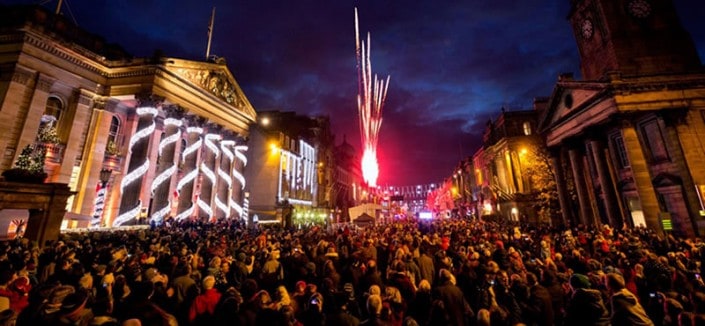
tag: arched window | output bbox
[43,96,63,125]
[37,96,63,143]
[105,116,121,155]
[108,116,120,144]
[522,121,532,136]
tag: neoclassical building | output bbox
[471,107,552,223]
[0,5,256,230]
[539,0,705,236]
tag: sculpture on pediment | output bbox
[176,68,243,107]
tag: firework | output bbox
[355,8,390,187]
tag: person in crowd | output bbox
[5,216,705,326]
[564,273,610,326]
[605,272,655,326]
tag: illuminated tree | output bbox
[521,146,560,223]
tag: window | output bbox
[612,134,630,169]
[108,116,120,144]
[43,96,63,125]
[522,121,532,135]
[640,119,670,162]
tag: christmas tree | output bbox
[14,145,33,170]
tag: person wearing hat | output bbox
[605,272,654,326]
[56,289,93,326]
[188,275,221,325]
[564,273,610,326]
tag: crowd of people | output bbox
[0,216,704,326]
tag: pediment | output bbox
[166,60,257,120]
[540,81,606,131]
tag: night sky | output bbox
[8,0,705,186]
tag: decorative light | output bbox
[230,198,243,217]
[197,197,213,219]
[120,160,149,195]
[158,133,181,156]
[175,204,194,221]
[201,162,216,186]
[204,134,221,158]
[113,200,142,226]
[215,197,229,217]
[151,165,177,195]
[150,204,171,225]
[182,128,203,163]
[176,168,199,194]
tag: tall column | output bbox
[75,101,114,218]
[216,136,235,220]
[0,67,34,170]
[568,147,593,227]
[149,106,183,225]
[176,117,204,221]
[199,125,221,222]
[10,74,56,169]
[114,96,160,226]
[56,90,93,183]
[589,139,623,227]
[231,141,248,220]
[621,120,662,235]
[549,151,571,227]
[665,113,702,237]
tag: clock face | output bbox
[628,0,652,18]
[581,19,594,39]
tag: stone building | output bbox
[0,5,256,230]
[471,108,552,223]
[244,111,330,226]
[539,0,705,236]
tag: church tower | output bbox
[568,0,702,80]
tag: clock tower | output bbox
[568,0,701,80]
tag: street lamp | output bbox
[91,168,112,228]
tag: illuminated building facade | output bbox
[539,0,705,236]
[377,183,442,215]
[0,6,256,229]
[245,111,330,226]
[470,108,552,223]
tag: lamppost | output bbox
[91,168,112,228]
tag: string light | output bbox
[113,200,141,226]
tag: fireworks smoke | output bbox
[355,7,390,187]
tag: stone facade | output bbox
[539,0,705,236]
[0,6,257,230]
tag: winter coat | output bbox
[610,288,654,326]
[564,288,610,326]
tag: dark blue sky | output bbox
[10,0,705,186]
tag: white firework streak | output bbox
[354,8,390,187]
[113,200,141,226]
